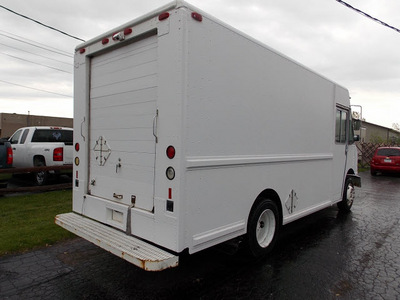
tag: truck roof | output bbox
[76,0,184,50]
[76,0,348,93]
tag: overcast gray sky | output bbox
[0,0,399,129]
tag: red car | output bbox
[370,147,400,176]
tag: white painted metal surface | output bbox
[63,0,360,270]
[55,213,178,271]
[89,35,158,211]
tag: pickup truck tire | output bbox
[33,160,47,186]
[245,198,279,257]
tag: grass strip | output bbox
[0,190,75,256]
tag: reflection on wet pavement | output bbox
[1,172,400,299]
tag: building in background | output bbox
[0,113,73,138]
[356,121,400,144]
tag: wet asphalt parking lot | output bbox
[1,171,400,299]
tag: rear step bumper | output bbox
[55,213,178,271]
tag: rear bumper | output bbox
[370,164,400,173]
[55,213,178,271]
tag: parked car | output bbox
[370,147,400,176]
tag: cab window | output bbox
[10,130,22,144]
[20,129,30,144]
[335,109,348,144]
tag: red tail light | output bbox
[6,146,12,165]
[53,147,63,161]
[166,146,175,159]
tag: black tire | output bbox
[338,178,354,212]
[370,169,377,176]
[245,199,280,257]
[33,160,47,186]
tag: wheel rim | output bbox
[346,183,355,206]
[256,209,276,248]
[36,172,45,185]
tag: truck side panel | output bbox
[182,9,343,253]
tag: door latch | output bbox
[113,193,123,200]
[116,158,122,173]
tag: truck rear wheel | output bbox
[34,160,47,186]
[245,199,279,257]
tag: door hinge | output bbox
[285,189,298,214]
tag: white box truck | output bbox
[56,1,361,271]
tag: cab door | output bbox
[332,105,350,201]
[10,129,29,167]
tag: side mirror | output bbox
[353,119,361,131]
[354,135,360,142]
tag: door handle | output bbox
[81,117,86,141]
[153,109,158,143]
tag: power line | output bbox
[0,42,72,66]
[0,29,72,56]
[0,4,85,42]
[336,0,400,34]
[0,52,72,74]
[0,32,73,58]
[0,79,72,98]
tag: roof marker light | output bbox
[159,12,170,21]
[191,12,203,22]
[124,28,132,35]
[102,38,109,45]
[79,48,86,54]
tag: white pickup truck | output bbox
[9,126,73,185]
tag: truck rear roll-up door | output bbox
[88,34,158,211]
